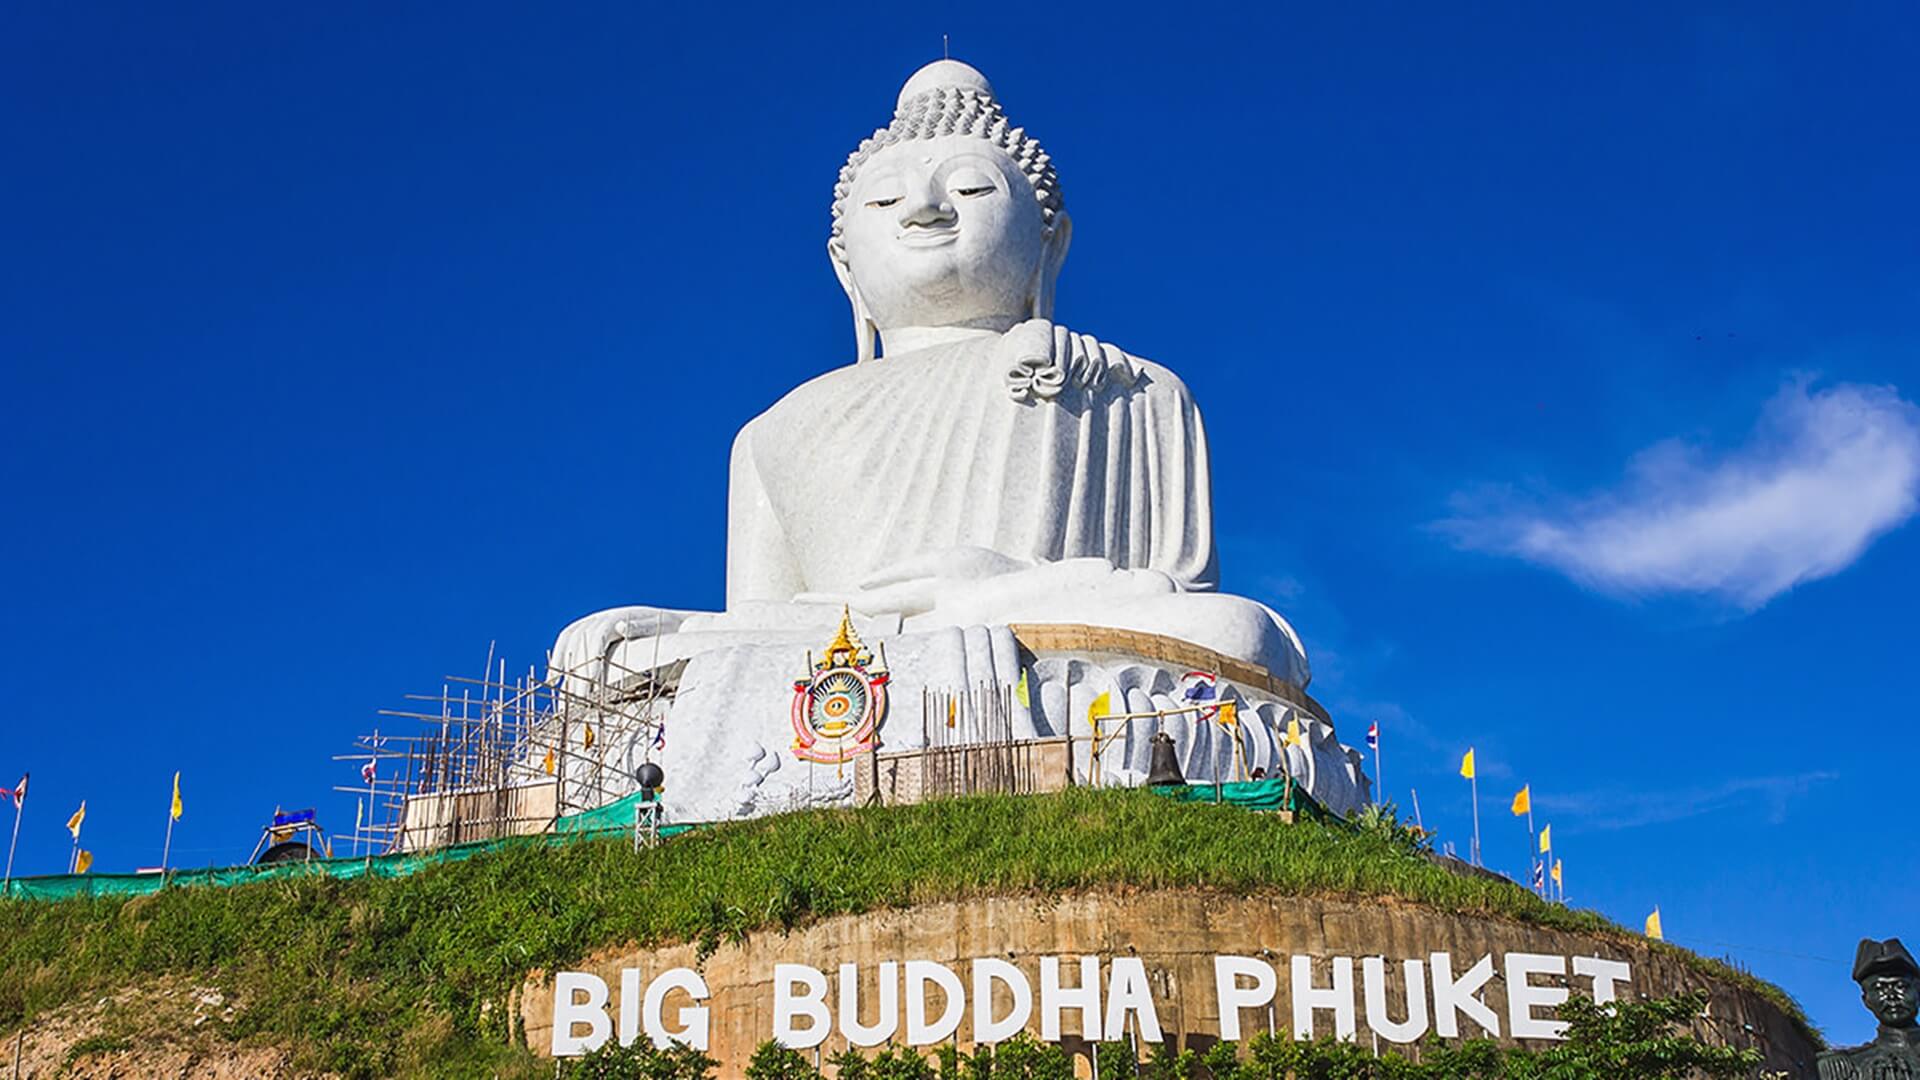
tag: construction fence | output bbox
[0,790,689,903]
[1,778,1323,904]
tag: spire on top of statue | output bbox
[896,58,995,111]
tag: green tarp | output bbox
[0,795,696,903]
[553,788,684,835]
[3,783,1318,902]
[1149,776,1329,817]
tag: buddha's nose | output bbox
[899,198,957,229]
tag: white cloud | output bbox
[1538,772,1838,830]
[1439,380,1920,608]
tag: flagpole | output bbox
[161,811,175,875]
[1372,723,1381,808]
[1526,803,1537,894]
[3,801,21,894]
[1469,773,1481,866]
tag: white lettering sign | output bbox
[772,963,831,1049]
[554,968,710,1054]
[972,958,1032,1043]
[548,950,1635,1057]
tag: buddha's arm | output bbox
[725,423,806,608]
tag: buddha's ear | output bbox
[828,238,878,364]
[1032,211,1073,320]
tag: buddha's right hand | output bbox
[548,605,693,684]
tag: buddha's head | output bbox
[830,60,1070,361]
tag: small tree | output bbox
[722,994,1762,1080]
[832,1044,940,1080]
[560,1039,719,1080]
[1500,990,1762,1079]
[744,1041,821,1080]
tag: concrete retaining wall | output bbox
[519,890,1815,1077]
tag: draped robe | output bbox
[725,333,1217,605]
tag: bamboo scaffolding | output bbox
[334,644,680,855]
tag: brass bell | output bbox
[1146,732,1186,787]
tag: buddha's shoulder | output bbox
[1086,337,1197,412]
[738,362,867,426]
[731,362,868,454]
[1123,352,1194,401]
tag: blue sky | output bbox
[3,2,1915,1046]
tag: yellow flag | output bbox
[947,698,957,728]
[66,801,85,840]
[1217,701,1238,728]
[584,724,596,750]
[1014,670,1030,707]
[1285,718,1303,746]
[170,771,183,821]
[1510,785,1530,816]
[1551,859,1563,887]
[1459,748,1476,780]
[543,747,556,775]
[74,849,93,874]
[1645,908,1663,941]
[1539,824,1552,853]
[1087,691,1111,728]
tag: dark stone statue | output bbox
[1818,938,1920,1079]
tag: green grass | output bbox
[0,788,1814,1076]
[64,1033,133,1062]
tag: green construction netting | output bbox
[1149,776,1330,817]
[3,784,1321,902]
[553,789,673,834]
[0,794,695,903]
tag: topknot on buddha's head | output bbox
[830,60,1063,249]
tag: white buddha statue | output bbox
[543,60,1367,821]
[556,60,1307,688]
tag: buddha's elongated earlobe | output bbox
[1031,212,1073,320]
[828,239,879,363]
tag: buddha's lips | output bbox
[896,227,959,247]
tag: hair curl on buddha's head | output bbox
[829,83,1063,254]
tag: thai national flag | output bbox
[1178,672,1220,721]
[1365,722,1379,751]
[1181,675,1216,702]
[1531,860,1546,890]
[360,760,376,783]
[0,773,25,809]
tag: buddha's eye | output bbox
[946,167,998,199]
[866,196,903,209]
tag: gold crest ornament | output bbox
[790,608,889,764]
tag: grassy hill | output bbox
[0,788,1810,1078]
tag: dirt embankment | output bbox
[3,981,310,1080]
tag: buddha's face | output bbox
[841,135,1048,336]
[1864,973,1919,1026]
